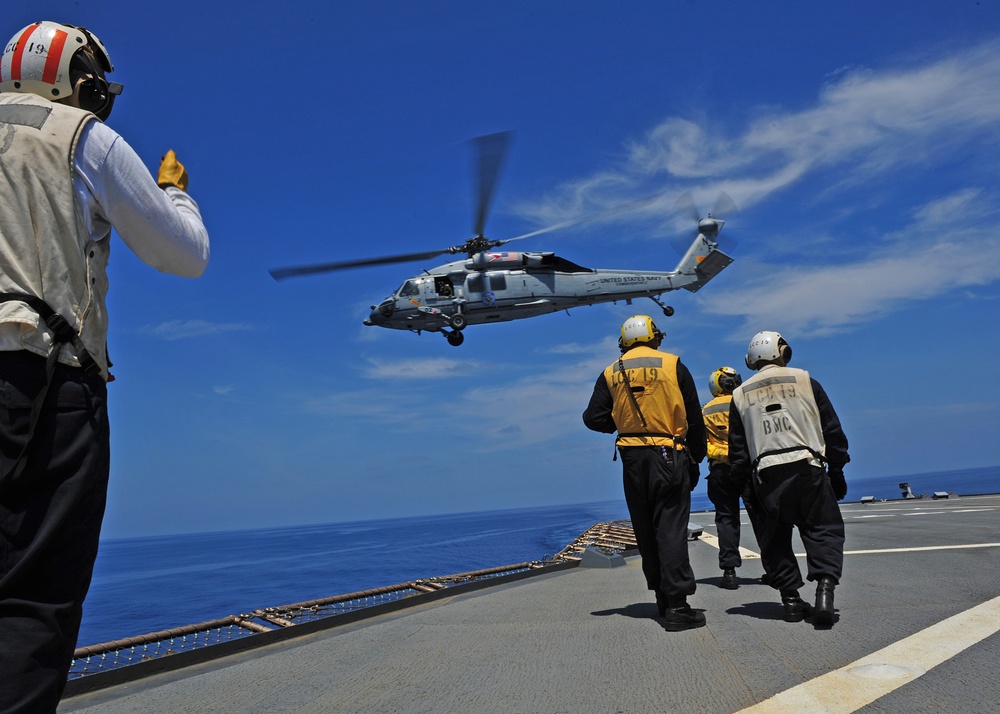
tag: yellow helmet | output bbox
[709,366,742,397]
[619,315,663,351]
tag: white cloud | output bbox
[508,40,1000,337]
[515,38,1000,227]
[362,356,484,379]
[286,339,619,449]
[141,320,253,341]
[700,188,1000,336]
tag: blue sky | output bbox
[18,2,1000,538]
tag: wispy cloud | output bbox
[362,356,485,379]
[514,39,1000,336]
[288,339,618,448]
[517,38,1000,226]
[140,320,254,341]
[700,188,1000,336]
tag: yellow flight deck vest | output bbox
[731,365,826,473]
[702,393,732,464]
[603,346,688,448]
[0,93,110,378]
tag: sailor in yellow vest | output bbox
[0,22,209,711]
[583,316,708,631]
[703,366,752,589]
[728,331,850,626]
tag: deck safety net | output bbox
[69,520,636,681]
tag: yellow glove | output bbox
[157,149,189,191]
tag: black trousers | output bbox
[707,461,743,570]
[619,446,695,604]
[741,481,768,573]
[753,465,844,594]
[0,352,110,714]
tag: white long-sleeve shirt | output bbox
[73,120,210,277]
[0,113,210,357]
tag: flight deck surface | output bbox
[60,494,1000,714]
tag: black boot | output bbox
[814,577,836,626]
[661,599,707,632]
[719,567,739,590]
[780,590,813,622]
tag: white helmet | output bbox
[709,366,742,397]
[745,330,792,370]
[1,22,120,118]
[619,315,663,351]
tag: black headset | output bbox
[77,75,123,121]
[717,372,742,393]
[70,50,123,121]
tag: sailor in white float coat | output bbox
[728,331,849,626]
[0,21,209,713]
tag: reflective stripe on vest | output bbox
[603,346,688,448]
[702,394,732,463]
[732,365,825,471]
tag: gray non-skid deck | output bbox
[61,495,1000,714]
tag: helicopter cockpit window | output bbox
[398,280,420,297]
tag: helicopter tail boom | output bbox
[681,248,733,292]
[674,218,734,293]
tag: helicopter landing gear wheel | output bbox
[650,296,674,318]
[448,313,467,331]
[446,330,465,346]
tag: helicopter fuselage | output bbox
[364,247,732,343]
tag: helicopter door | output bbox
[432,276,455,298]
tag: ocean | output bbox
[77,464,998,648]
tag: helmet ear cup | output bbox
[75,75,119,120]
[77,77,107,112]
[779,341,792,365]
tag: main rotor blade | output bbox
[269,249,449,280]
[472,131,512,238]
[500,188,670,245]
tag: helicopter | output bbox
[269,132,735,346]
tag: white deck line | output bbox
[736,595,1000,713]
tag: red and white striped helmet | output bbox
[0,21,113,100]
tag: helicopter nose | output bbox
[366,299,394,326]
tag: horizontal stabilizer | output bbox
[682,250,734,293]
